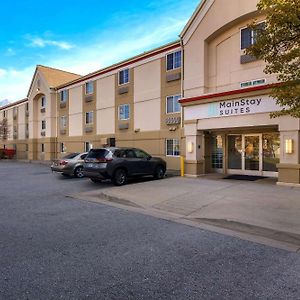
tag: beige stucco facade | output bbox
[180,0,300,186]
[1,0,299,185]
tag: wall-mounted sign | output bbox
[185,95,280,121]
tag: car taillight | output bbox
[96,157,113,163]
[59,160,68,165]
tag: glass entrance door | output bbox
[244,135,261,172]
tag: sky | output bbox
[0,0,200,103]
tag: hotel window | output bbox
[85,142,93,152]
[41,96,46,108]
[26,103,29,111]
[119,104,130,120]
[60,90,68,102]
[41,120,46,130]
[85,111,93,124]
[166,139,180,156]
[166,50,181,71]
[60,142,66,153]
[41,144,45,153]
[241,22,265,50]
[119,69,129,85]
[60,116,67,129]
[85,81,94,95]
[3,111,6,118]
[166,95,181,113]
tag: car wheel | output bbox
[112,169,127,186]
[74,166,84,178]
[154,165,165,180]
[90,178,102,183]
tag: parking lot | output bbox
[1,161,300,299]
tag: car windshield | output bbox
[87,149,109,159]
[63,153,80,159]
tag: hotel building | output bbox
[1,0,299,186]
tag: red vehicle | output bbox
[0,148,16,159]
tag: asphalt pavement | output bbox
[0,161,299,299]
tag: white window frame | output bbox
[85,81,94,95]
[118,104,130,120]
[166,50,182,72]
[85,142,93,152]
[60,90,68,102]
[60,116,67,129]
[85,111,94,125]
[60,142,66,153]
[118,68,130,86]
[166,94,181,114]
[240,21,266,50]
[41,120,46,130]
[41,96,46,108]
[166,139,180,157]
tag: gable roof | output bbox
[27,65,82,97]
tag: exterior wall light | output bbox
[187,141,194,153]
[285,139,293,154]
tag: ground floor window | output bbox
[85,142,93,152]
[211,135,223,169]
[166,139,180,156]
[262,133,280,172]
[25,144,28,152]
[41,144,45,153]
[60,142,66,153]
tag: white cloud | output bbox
[27,36,74,50]
[0,68,7,77]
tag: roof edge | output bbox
[0,98,28,111]
[179,83,280,105]
[55,40,181,90]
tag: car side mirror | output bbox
[147,156,152,160]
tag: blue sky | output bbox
[0,0,200,102]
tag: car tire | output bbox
[112,169,127,186]
[90,178,102,183]
[154,165,165,180]
[74,166,84,178]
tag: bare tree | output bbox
[0,118,10,141]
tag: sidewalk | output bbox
[73,175,300,251]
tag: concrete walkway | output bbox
[73,175,300,252]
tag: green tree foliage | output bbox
[246,0,300,118]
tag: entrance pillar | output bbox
[184,121,205,177]
[278,117,300,186]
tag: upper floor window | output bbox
[119,104,130,120]
[60,90,68,102]
[41,120,46,130]
[166,95,181,114]
[26,103,29,112]
[119,69,129,85]
[60,116,67,129]
[166,50,181,71]
[241,22,265,50]
[3,111,6,118]
[41,96,46,108]
[85,111,93,124]
[85,81,94,95]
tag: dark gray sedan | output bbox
[51,152,88,178]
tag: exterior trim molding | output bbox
[179,83,280,106]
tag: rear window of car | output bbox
[63,153,79,159]
[87,149,109,159]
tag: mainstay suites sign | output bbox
[184,95,280,121]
